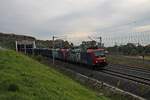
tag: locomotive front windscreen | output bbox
[94,50,105,57]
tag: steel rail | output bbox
[101,69,150,86]
[109,64,150,73]
[104,67,150,81]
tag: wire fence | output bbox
[102,32,150,46]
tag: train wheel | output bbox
[92,66,96,70]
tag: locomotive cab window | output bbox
[94,50,105,57]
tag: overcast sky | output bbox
[0,0,150,45]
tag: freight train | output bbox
[26,48,108,68]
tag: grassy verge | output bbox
[0,50,109,100]
[107,55,150,69]
[32,56,133,100]
[144,56,150,61]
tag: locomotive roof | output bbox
[87,48,104,52]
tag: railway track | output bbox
[53,59,150,86]
[43,58,150,99]
[109,64,150,74]
[103,65,150,86]
[101,69,150,86]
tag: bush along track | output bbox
[0,50,109,100]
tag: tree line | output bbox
[106,43,150,56]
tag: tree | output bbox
[130,49,138,56]
[137,45,144,54]
[145,45,150,55]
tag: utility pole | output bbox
[96,36,102,48]
[52,36,55,64]
[99,36,102,47]
[88,36,103,48]
[52,36,58,64]
[15,41,18,52]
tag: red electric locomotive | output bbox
[58,48,108,68]
[87,48,107,67]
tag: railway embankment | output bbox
[54,65,146,100]
[40,58,149,100]
[0,50,109,100]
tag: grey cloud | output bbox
[0,0,150,43]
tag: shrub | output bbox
[8,83,19,92]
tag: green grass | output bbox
[107,55,150,69]
[144,56,150,61]
[0,50,109,100]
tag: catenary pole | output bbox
[52,36,55,64]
